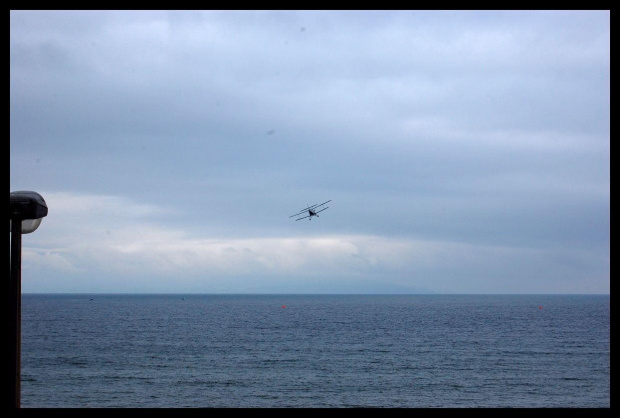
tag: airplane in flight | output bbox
[289,200,331,221]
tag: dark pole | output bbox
[10,218,22,409]
[9,191,47,409]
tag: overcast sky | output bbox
[10,10,609,294]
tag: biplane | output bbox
[289,200,331,221]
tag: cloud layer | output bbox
[18,192,608,294]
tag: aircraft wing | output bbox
[298,203,320,212]
[314,207,329,214]
[314,200,331,208]
[295,214,311,221]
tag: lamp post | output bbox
[9,191,48,409]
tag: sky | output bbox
[10,10,610,294]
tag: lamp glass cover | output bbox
[9,218,42,234]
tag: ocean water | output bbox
[20,294,609,408]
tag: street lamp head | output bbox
[10,191,48,234]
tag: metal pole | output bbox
[10,218,22,409]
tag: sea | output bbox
[20,294,609,408]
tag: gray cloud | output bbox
[10,10,609,293]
